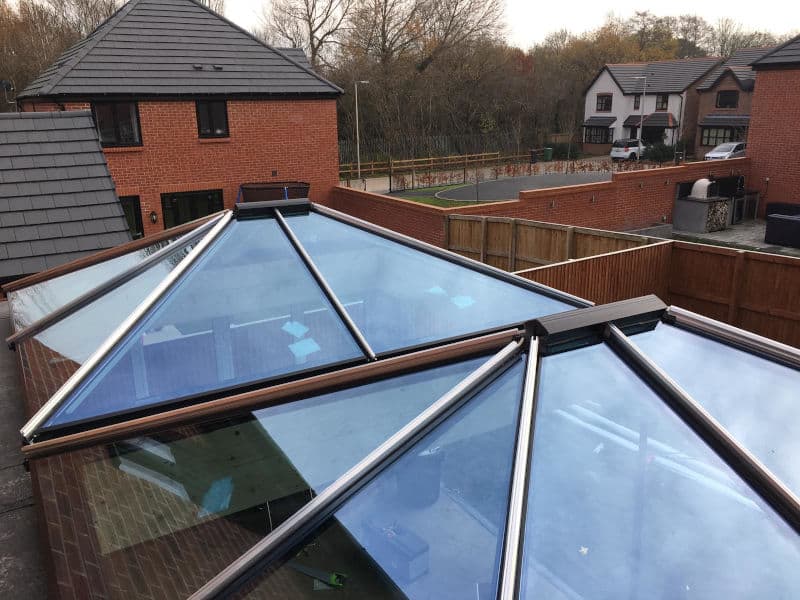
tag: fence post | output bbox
[727,250,746,325]
[443,214,450,250]
[565,226,575,260]
[480,218,488,264]
[509,219,518,271]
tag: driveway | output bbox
[437,172,612,202]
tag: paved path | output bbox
[436,172,612,202]
[0,301,48,598]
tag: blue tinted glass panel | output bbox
[45,219,363,430]
[30,242,198,367]
[9,237,174,331]
[521,343,800,600]
[631,323,800,495]
[240,356,525,600]
[286,213,572,353]
[41,357,485,599]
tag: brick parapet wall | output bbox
[747,68,800,209]
[22,98,339,237]
[331,158,750,246]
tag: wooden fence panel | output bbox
[668,243,738,323]
[573,229,648,259]
[447,216,483,262]
[736,253,800,347]
[515,242,672,305]
[514,222,569,268]
[485,219,512,270]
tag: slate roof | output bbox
[583,116,617,127]
[604,57,721,94]
[623,113,679,128]
[18,0,341,99]
[697,47,774,91]
[0,111,131,279]
[699,114,751,128]
[751,34,800,68]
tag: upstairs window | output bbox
[596,94,612,112]
[196,100,229,138]
[633,94,641,110]
[655,94,669,111]
[93,102,141,147]
[716,90,739,109]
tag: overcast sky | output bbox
[225,0,798,49]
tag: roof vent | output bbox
[212,65,223,71]
[192,64,203,70]
[234,199,311,220]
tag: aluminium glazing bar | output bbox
[313,204,592,308]
[189,340,524,600]
[22,328,522,460]
[498,337,540,600]
[2,211,224,294]
[607,324,800,536]
[7,214,223,348]
[19,211,234,442]
[274,208,376,360]
[667,305,800,369]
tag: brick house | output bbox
[582,58,720,155]
[16,0,342,238]
[747,35,800,209]
[694,47,774,157]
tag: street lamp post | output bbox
[633,75,647,162]
[354,80,369,180]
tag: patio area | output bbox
[673,219,800,258]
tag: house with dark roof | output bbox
[0,111,131,283]
[17,0,342,238]
[694,47,774,157]
[747,34,800,211]
[582,57,721,155]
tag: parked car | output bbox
[610,139,646,161]
[705,142,746,160]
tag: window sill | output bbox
[103,145,145,154]
[198,137,232,144]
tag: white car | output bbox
[610,139,646,161]
[705,142,746,160]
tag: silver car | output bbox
[705,142,746,160]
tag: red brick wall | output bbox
[747,68,800,209]
[331,159,751,246]
[22,98,339,237]
[695,73,754,156]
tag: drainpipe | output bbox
[676,92,685,163]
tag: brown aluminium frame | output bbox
[1,211,223,294]
[21,328,522,460]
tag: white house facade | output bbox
[582,58,722,154]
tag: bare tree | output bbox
[416,0,503,71]
[43,0,120,36]
[710,18,777,57]
[258,0,354,68]
[346,0,423,67]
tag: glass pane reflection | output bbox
[41,357,484,599]
[287,213,572,353]
[8,237,174,331]
[631,323,800,495]
[520,343,800,600]
[45,219,363,430]
[240,356,526,600]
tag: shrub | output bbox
[643,142,687,164]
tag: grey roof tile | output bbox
[0,111,131,278]
[18,0,340,99]
[752,35,800,68]
[605,57,721,94]
[697,47,774,91]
